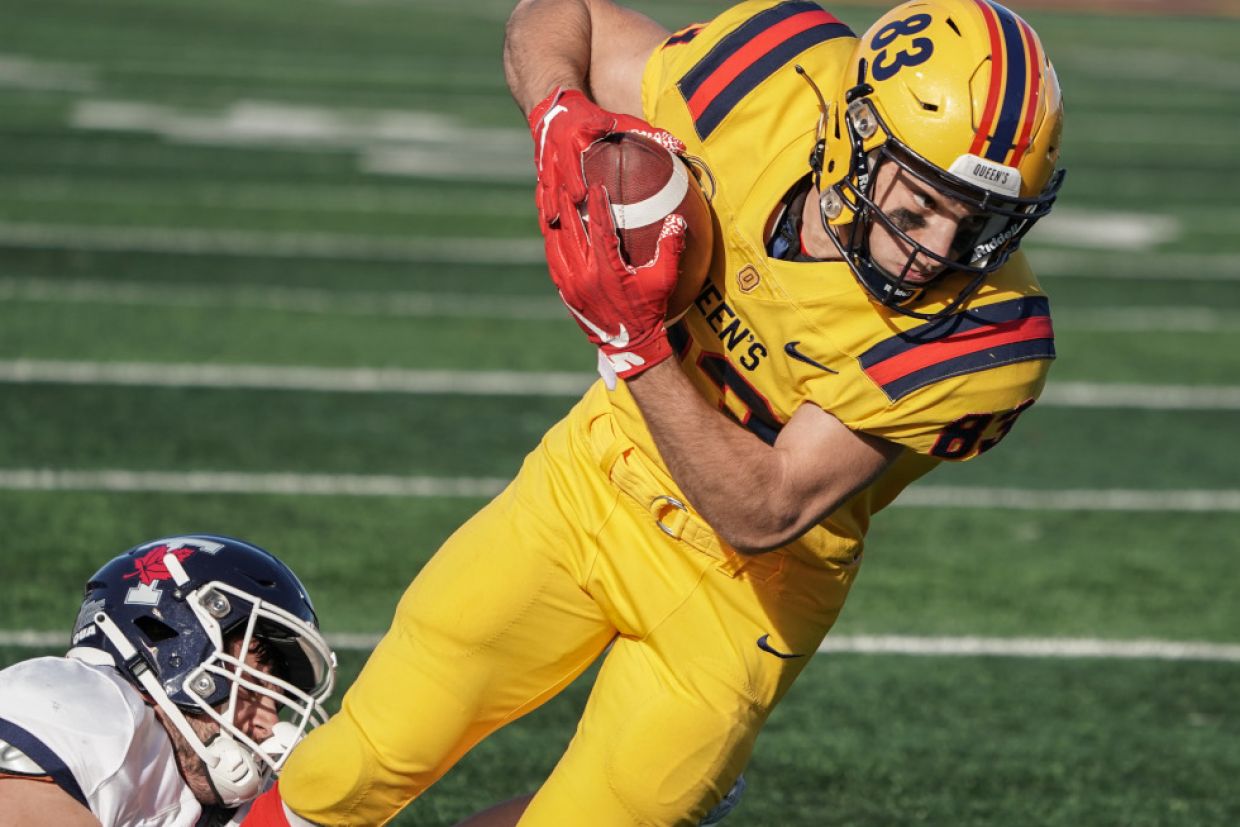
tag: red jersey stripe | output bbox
[864,315,1054,387]
[685,10,839,119]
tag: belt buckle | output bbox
[651,494,688,538]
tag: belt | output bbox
[588,411,751,577]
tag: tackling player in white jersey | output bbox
[0,535,336,827]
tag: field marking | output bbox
[5,224,1237,271]
[0,54,96,92]
[818,635,1240,662]
[1031,249,1240,281]
[3,177,533,217]
[2,628,1236,662]
[0,470,509,498]
[0,278,567,321]
[0,360,591,396]
[1052,306,1240,333]
[3,469,1240,512]
[12,278,1240,332]
[1036,209,1179,251]
[0,222,544,265]
[4,360,1240,411]
[71,99,533,182]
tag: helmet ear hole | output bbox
[134,615,177,644]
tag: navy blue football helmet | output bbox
[70,535,336,806]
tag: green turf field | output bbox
[2,1,1238,824]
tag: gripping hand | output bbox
[544,183,686,381]
[527,86,684,227]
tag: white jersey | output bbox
[0,652,245,827]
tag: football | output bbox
[581,132,714,320]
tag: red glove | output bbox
[240,782,304,826]
[527,87,684,227]
[544,183,687,380]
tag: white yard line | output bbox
[4,359,1240,411]
[0,278,567,321]
[0,222,544,264]
[0,360,593,396]
[1037,382,1240,410]
[2,469,1240,513]
[2,628,1236,662]
[0,469,509,498]
[896,487,1240,512]
[1031,248,1240,280]
[9,278,1240,332]
[818,635,1240,662]
[2,222,1238,274]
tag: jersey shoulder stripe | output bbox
[0,717,89,810]
[859,296,1054,401]
[665,24,704,47]
[676,1,853,140]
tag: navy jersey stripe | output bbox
[880,338,1055,400]
[859,296,1051,367]
[667,319,692,358]
[692,23,853,139]
[678,1,824,100]
[666,25,703,46]
[986,2,1029,163]
[0,717,90,811]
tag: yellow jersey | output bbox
[586,0,1055,565]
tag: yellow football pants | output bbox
[280,389,859,826]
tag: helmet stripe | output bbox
[968,1,1032,166]
[985,3,1030,164]
[1008,16,1043,168]
[677,2,853,140]
[968,0,1005,158]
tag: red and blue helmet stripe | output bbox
[969,0,1045,168]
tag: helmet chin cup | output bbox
[205,734,266,808]
[257,721,302,766]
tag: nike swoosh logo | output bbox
[560,292,630,347]
[784,341,838,374]
[536,102,568,171]
[756,634,805,659]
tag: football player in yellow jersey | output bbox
[243,1,1065,825]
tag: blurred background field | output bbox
[1,1,1238,824]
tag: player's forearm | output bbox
[504,0,594,114]
[626,360,806,553]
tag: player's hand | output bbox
[544,183,686,380]
[528,86,684,227]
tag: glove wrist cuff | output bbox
[601,333,673,379]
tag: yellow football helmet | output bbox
[811,0,1065,317]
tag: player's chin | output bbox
[877,261,940,285]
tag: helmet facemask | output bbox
[816,91,1065,320]
[180,580,335,774]
[76,537,336,808]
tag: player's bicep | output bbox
[585,0,669,116]
[0,777,100,827]
[775,404,903,528]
